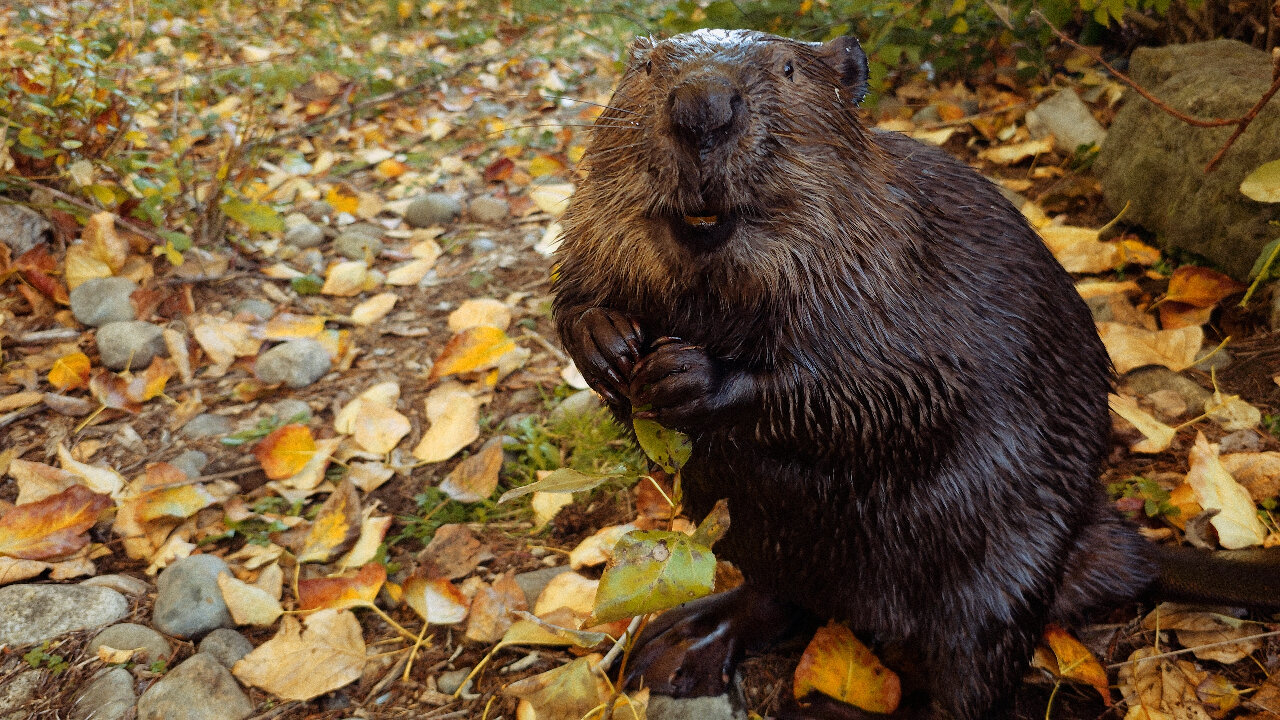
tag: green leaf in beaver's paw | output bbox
[587,530,715,625]
[633,416,692,473]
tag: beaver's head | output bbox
[578,29,870,255]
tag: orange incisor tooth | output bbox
[683,215,719,227]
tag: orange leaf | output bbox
[126,356,175,402]
[794,620,900,714]
[1165,266,1246,309]
[325,184,361,215]
[263,313,327,341]
[0,485,113,560]
[297,563,386,612]
[404,573,469,624]
[1042,624,1111,705]
[426,326,516,383]
[375,158,409,179]
[253,424,318,479]
[484,157,515,182]
[528,155,564,178]
[48,352,91,391]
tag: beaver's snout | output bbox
[668,74,744,156]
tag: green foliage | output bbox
[389,486,498,547]
[1263,414,1280,439]
[220,413,308,446]
[1108,475,1180,520]
[23,644,69,674]
[632,417,692,474]
[503,404,646,487]
[588,529,716,625]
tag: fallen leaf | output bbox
[254,424,318,480]
[350,292,398,325]
[533,571,595,619]
[465,571,528,643]
[1240,158,1280,202]
[503,654,644,720]
[1039,225,1117,274]
[1141,603,1261,664]
[1186,433,1266,549]
[1203,389,1261,432]
[501,610,609,648]
[447,298,511,332]
[1042,624,1110,704]
[0,391,43,412]
[404,573,469,625]
[1219,452,1280,502]
[57,443,124,498]
[218,571,284,626]
[48,352,91,391]
[297,563,386,612]
[426,326,516,383]
[420,524,494,580]
[412,384,480,463]
[439,437,504,502]
[0,485,113,560]
[529,182,574,216]
[385,257,434,285]
[337,513,393,571]
[233,609,366,700]
[1109,394,1176,454]
[7,459,78,505]
[1096,323,1204,374]
[263,313,326,340]
[297,480,362,564]
[347,460,394,493]
[794,620,901,713]
[531,491,574,530]
[498,467,615,504]
[1117,647,1210,720]
[569,523,636,570]
[978,136,1054,165]
[272,437,342,492]
[322,260,373,297]
[589,530,715,625]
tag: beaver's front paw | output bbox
[623,585,794,697]
[566,307,644,408]
[629,338,731,429]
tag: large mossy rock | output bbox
[1095,39,1280,280]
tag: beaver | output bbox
[551,29,1280,720]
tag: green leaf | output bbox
[497,467,617,504]
[588,530,715,625]
[690,498,731,548]
[1249,238,1280,281]
[499,611,609,648]
[291,274,324,295]
[1240,160,1280,203]
[221,199,285,233]
[633,418,691,473]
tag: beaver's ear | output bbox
[819,36,868,105]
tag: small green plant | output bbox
[389,486,498,547]
[504,404,646,488]
[148,659,168,673]
[23,644,69,674]
[1108,475,1180,520]
[1263,414,1280,439]
[220,412,308,446]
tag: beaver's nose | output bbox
[668,76,744,155]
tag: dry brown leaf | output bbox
[1109,394,1176,454]
[978,136,1054,165]
[1204,390,1261,432]
[403,573,469,625]
[1039,225,1117,274]
[1219,452,1280,502]
[569,523,637,570]
[503,653,640,720]
[232,609,366,700]
[465,571,528,643]
[0,391,43,412]
[297,563,386,612]
[1096,322,1204,374]
[297,480,362,564]
[447,298,512,332]
[412,384,480,463]
[439,437,503,502]
[0,485,113,560]
[8,459,78,505]
[533,571,596,619]
[57,443,124,498]
[420,523,494,580]
[217,571,284,626]
[337,513,393,571]
[347,460,395,493]
[1117,647,1212,720]
[1186,433,1266,549]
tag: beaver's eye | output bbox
[783,60,794,79]
[644,60,653,75]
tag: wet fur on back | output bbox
[553,29,1155,719]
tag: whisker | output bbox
[540,93,641,115]
[486,123,641,137]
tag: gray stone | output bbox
[513,566,570,607]
[232,298,275,320]
[0,584,128,647]
[333,230,383,259]
[283,222,325,248]
[1193,348,1231,372]
[469,236,497,253]
[70,277,138,327]
[169,450,209,479]
[270,398,312,423]
[1120,367,1212,412]
[437,667,473,695]
[1096,40,1280,280]
[648,694,745,720]
[910,104,941,125]
[182,413,233,438]
[1220,429,1265,453]
[90,623,172,664]
[82,574,150,596]
[470,195,510,223]
[549,389,603,424]
[297,200,333,222]
[198,628,254,668]
[96,320,166,370]
[136,653,253,720]
[254,339,332,388]
[152,555,234,639]
[70,667,136,720]
[0,671,41,720]
[0,203,53,256]
[405,193,462,227]
[1025,88,1107,153]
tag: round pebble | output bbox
[284,222,325,248]
[405,193,462,227]
[0,584,129,647]
[198,628,255,668]
[96,320,166,370]
[169,450,209,478]
[152,555,234,639]
[136,653,253,720]
[469,195,510,223]
[254,338,332,388]
[270,398,312,423]
[90,623,172,664]
[232,298,275,320]
[333,231,383,259]
[182,413,233,438]
[70,667,135,720]
[70,277,139,327]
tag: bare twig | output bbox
[14,328,82,344]
[1034,11,1280,172]
[7,176,167,246]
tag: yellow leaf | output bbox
[232,609,366,700]
[253,424,318,479]
[325,184,360,215]
[412,384,480,463]
[1042,624,1111,704]
[427,326,516,382]
[794,621,900,714]
[297,480,362,564]
[48,352,91,391]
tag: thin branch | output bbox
[1034,11,1280,172]
[6,176,167,246]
